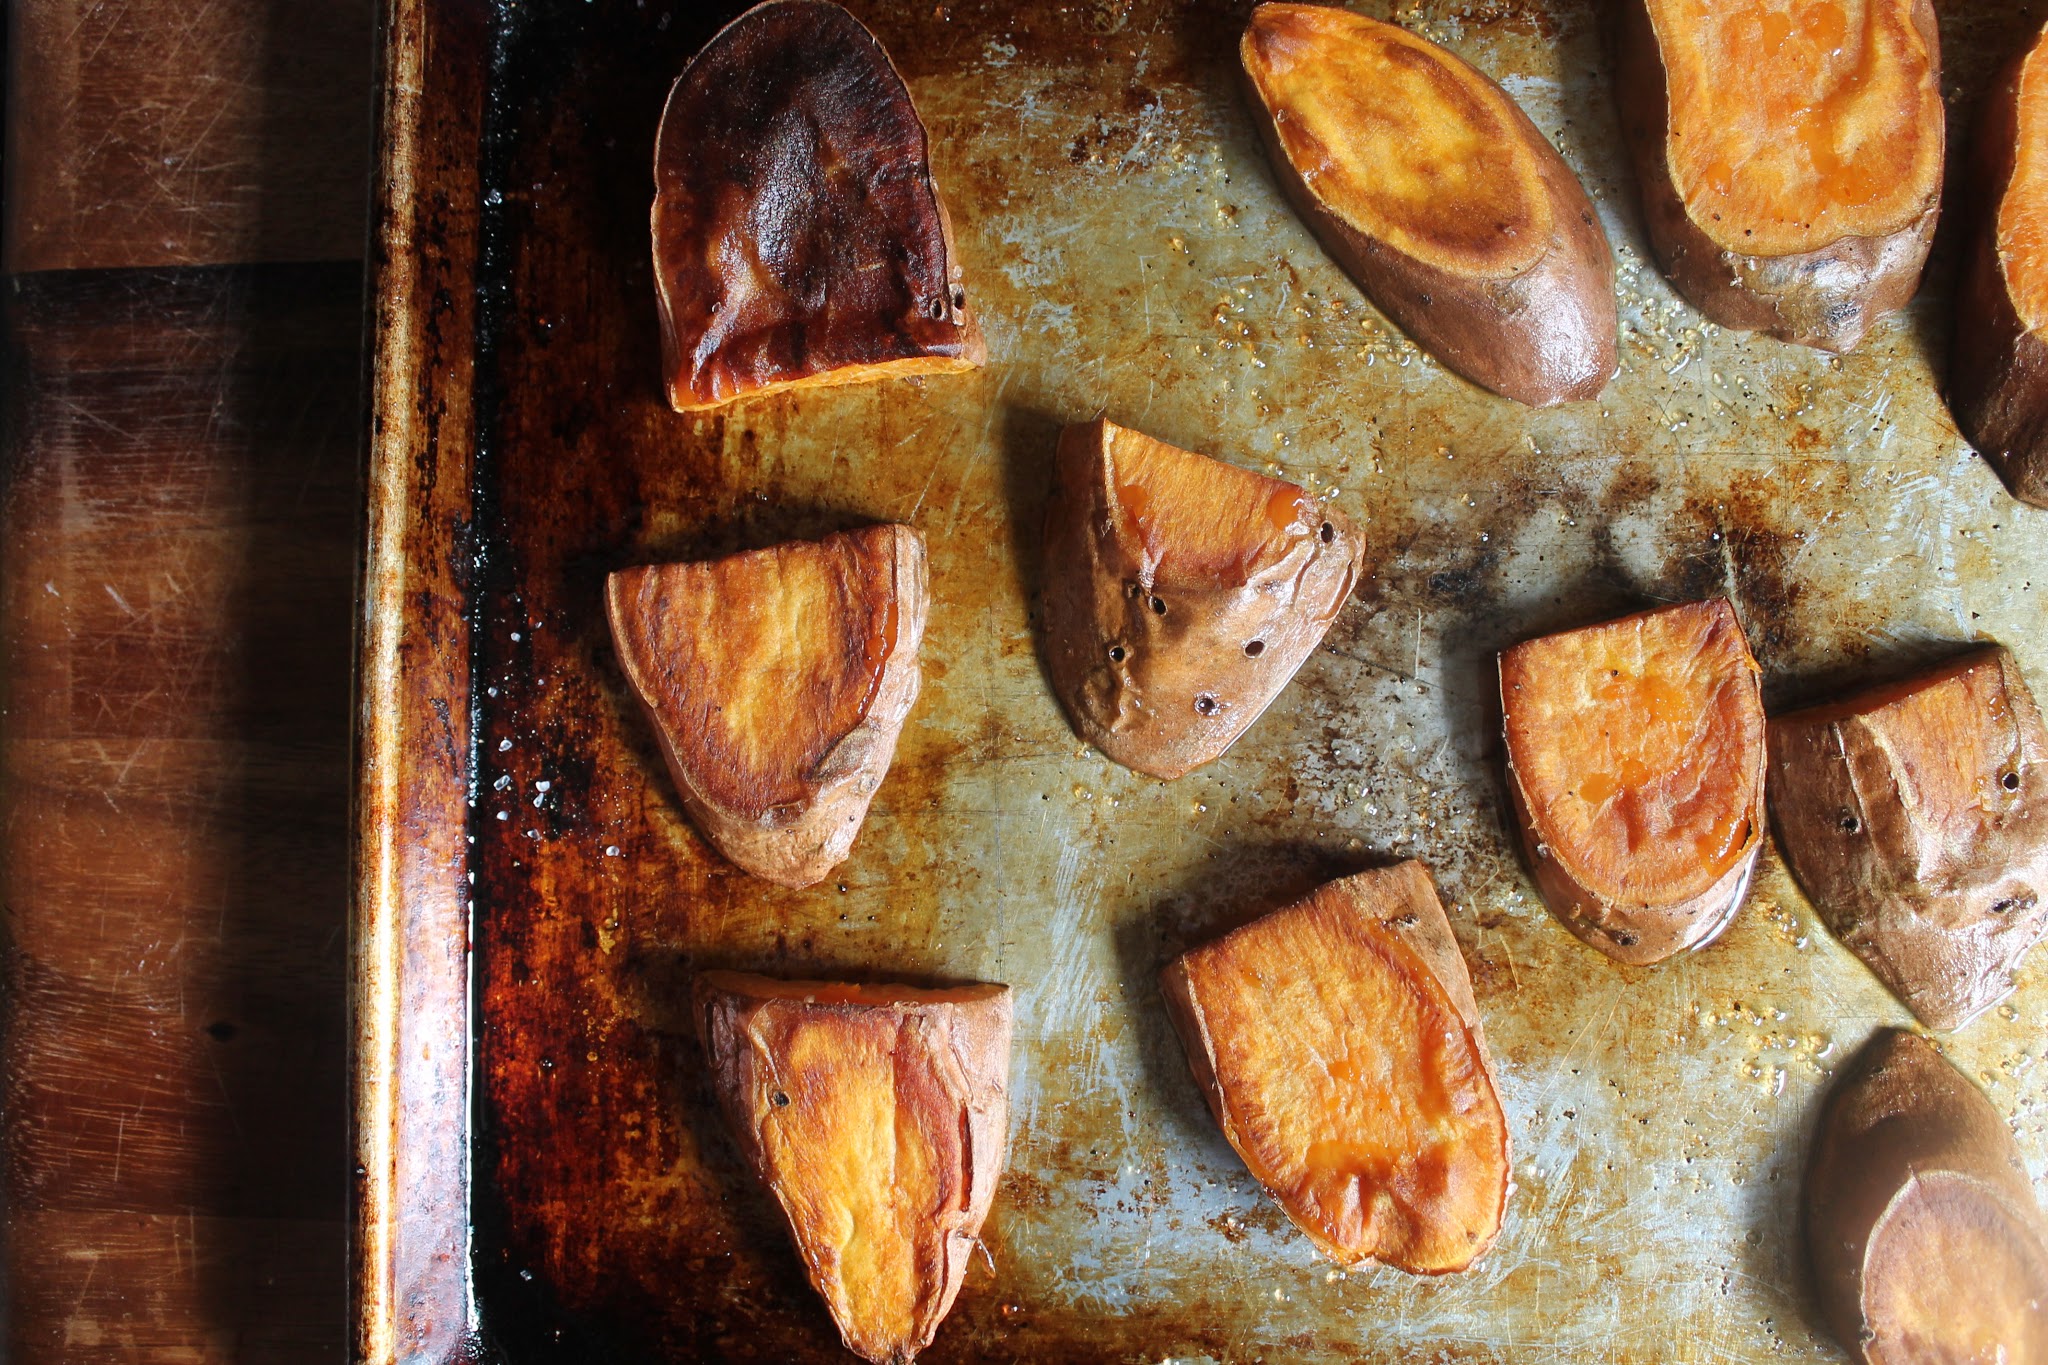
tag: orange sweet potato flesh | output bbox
[1999,40,2048,338]
[1500,599,1766,965]
[1953,24,2048,508]
[1040,417,1362,780]
[651,1,984,412]
[695,972,1012,1365]
[1768,645,2048,1031]
[606,524,926,887]
[1805,1029,2048,1365]
[1160,862,1509,1274]
[1615,0,1944,352]
[1240,4,1616,406]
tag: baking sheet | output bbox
[358,1,2048,1361]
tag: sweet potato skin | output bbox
[694,972,1012,1365]
[1500,599,1767,966]
[605,524,927,888]
[1240,4,1616,406]
[1768,645,2048,1031]
[651,0,984,412]
[1952,34,2048,508]
[1039,418,1363,780]
[1159,861,1509,1274]
[1805,1029,2048,1365]
[1613,0,1943,353]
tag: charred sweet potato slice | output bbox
[1241,4,1616,405]
[695,972,1012,1365]
[1805,1029,2048,1365]
[651,0,984,411]
[1160,862,1509,1273]
[1953,24,2048,507]
[1500,599,1766,964]
[605,524,926,887]
[1768,644,2048,1031]
[1615,0,1944,351]
[1039,417,1362,780]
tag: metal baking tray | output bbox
[354,1,2048,1360]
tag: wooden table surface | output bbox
[4,2,374,1358]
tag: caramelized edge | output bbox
[696,969,1011,1009]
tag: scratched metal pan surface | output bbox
[354,0,2048,1361]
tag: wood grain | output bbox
[2,264,361,1361]
[3,0,374,271]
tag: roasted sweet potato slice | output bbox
[1614,0,1944,352]
[695,972,1012,1365]
[1240,4,1616,405]
[1039,417,1362,780]
[651,0,985,412]
[1160,862,1509,1274]
[605,524,926,887]
[1805,1029,2048,1365]
[1768,645,2048,1031]
[1499,599,1766,964]
[1953,23,2048,508]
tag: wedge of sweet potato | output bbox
[1160,861,1509,1274]
[1805,1029,2048,1365]
[651,0,985,412]
[1240,3,1616,405]
[1952,24,2048,508]
[695,972,1012,1365]
[605,524,925,888]
[1768,645,2048,1031]
[1614,0,1944,352]
[1500,598,1766,965]
[1039,417,1362,780]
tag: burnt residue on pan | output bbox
[443,1,2048,1362]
